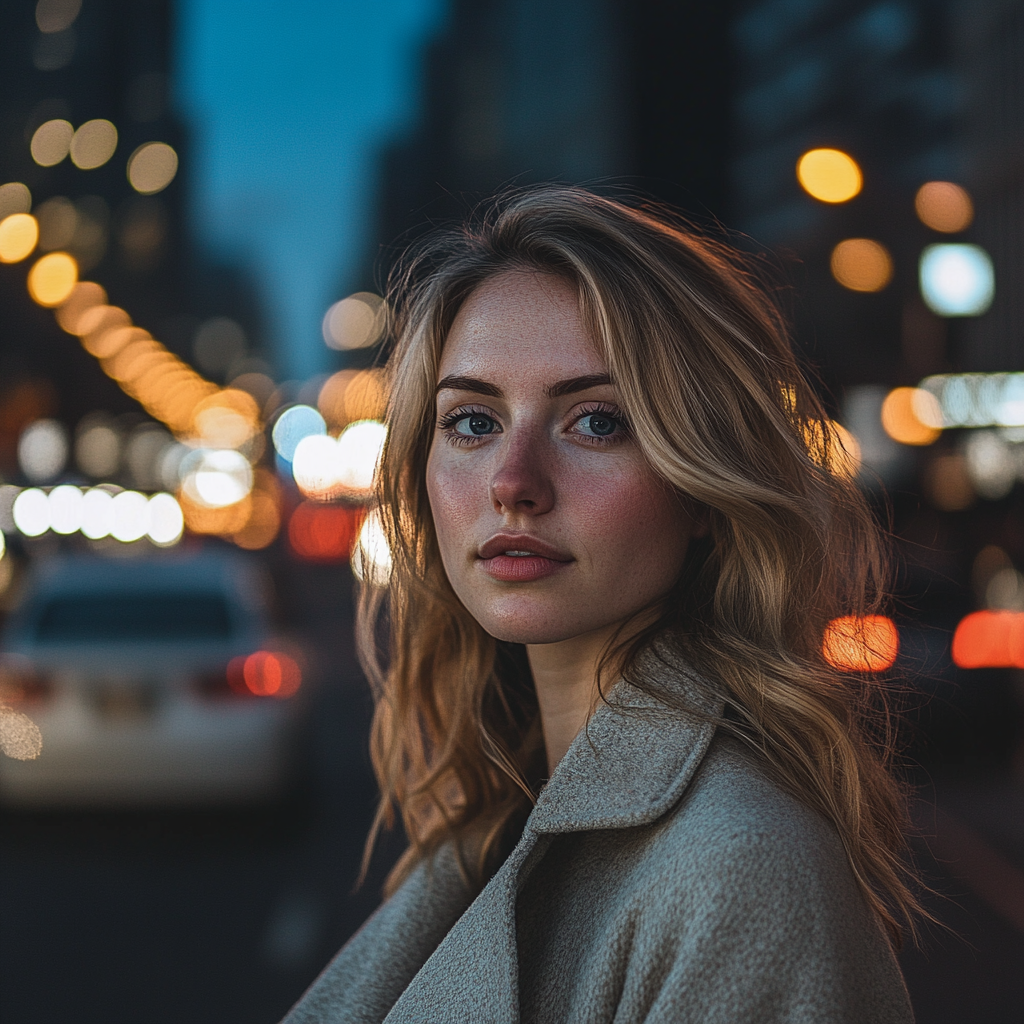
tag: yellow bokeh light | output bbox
[830,238,893,292]
[127,142,178,195]
[84,324,149,360]
[914,181,973,233]
[55,281,107,332]
[69,119,118,170]
[796,148,862,203]
[0,213,40,263]
[27,251,78,306]
[880,387,942,446]
[190,389,261,448]
[102,337,163,383]
[30,119,74,167]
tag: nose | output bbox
[489,429,555,516]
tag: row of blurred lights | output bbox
[28,117,178,195]
[0,485,183,546]
[797,149,993,316]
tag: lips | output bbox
[477,534,573,583]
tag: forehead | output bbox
[438,271,607,381]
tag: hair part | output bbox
[358,185,926,947]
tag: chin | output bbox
[473,601,603,647]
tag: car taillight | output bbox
[193,651,302,701]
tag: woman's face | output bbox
[426,270,696,646]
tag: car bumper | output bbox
[0,692,303,807]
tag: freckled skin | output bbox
[426,271,695,648]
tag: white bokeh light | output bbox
[110,490,149,542]
[291,434,343,500]
[336,420,387,494]
[146,492,184,546]
[272,405,326,462]
[12,488,51,536]
[291,420,387,500]
[351,509,393,585]
[48,484,84,535]
[180,449,253,508]
[81,487,115,539]
[920,244,994,317]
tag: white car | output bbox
[0,552,306,806]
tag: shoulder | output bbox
[647,734,865,923]
[610,735,912,1022]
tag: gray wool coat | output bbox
[283,656,914,1024]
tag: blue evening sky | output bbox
[174,0,446,380]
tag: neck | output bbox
[527,626,619,776]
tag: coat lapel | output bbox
[384,649,722,1022]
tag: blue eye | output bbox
[453,413,499,436]
[576,412,618,437]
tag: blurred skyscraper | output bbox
[731,0,1023,385]
[366,0,733,283]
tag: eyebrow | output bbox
[435,373,613,399]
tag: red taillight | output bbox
[230,651,302,698]
[194,651,303,701]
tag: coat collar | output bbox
[384,645,722,1023]
[527,643,723,835]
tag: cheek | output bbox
[569,466,690,575]
[425,446,478,563]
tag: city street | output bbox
[0,559,1021,1024]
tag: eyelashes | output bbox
[436,402,630,447]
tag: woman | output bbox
[285,187,919,1023]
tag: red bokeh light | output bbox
[951,611,1024,669]
[822,615,899,672]
[226,651,302,698]
[288,501,365,562]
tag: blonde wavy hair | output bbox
[358,185,922,945]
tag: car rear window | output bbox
[34,593,235,642]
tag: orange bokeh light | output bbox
[880,387,942,446]
[233,469,282,551]
[823,615,899,672]
[830,238,893,292]
[951,611,1024,669]
[178,490,252,535]
[318,368,388,430]
[288,501,365,561]
[915,182,973,233]
[55,281,108,333]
